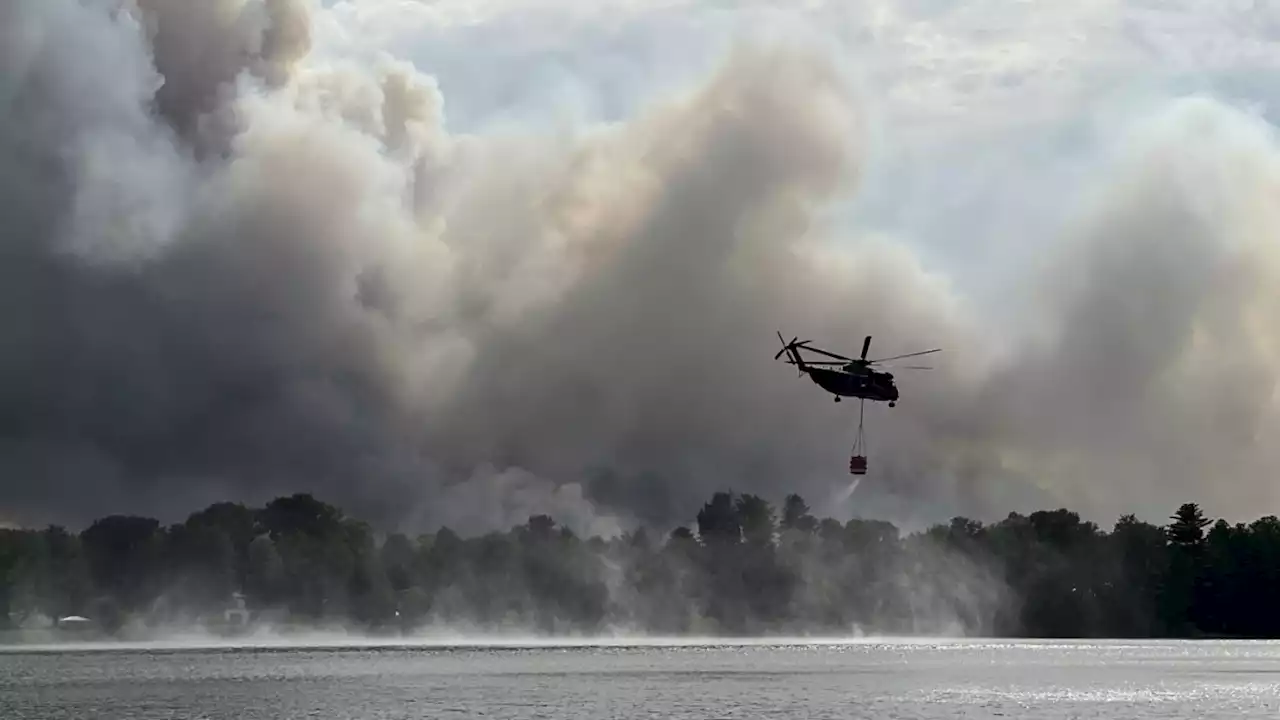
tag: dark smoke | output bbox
[2,0,1279,534]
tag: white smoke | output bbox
[1,0,1279,535]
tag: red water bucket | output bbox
[849,455,867,475]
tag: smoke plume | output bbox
[2,0,1280,535]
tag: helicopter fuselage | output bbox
[774,331,936,408]
[803,366,899,405]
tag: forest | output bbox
[1,491,1277,639]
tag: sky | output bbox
[4,0,1280,536]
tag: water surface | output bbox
[2,638,1277,718]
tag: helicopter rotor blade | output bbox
[797,344,852,362]
[773,331,860,363]
[860,335,872,361]
[867,348,942,364]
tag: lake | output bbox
[1,638,1278,718]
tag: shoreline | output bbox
[3,633,1278,653]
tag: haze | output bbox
[3,0,1280,536]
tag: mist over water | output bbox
[0,627,961,653]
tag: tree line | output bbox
[1,491,1276,639]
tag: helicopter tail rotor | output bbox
[774,331,799,360]
[775,331,804,377]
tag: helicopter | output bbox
[773,331,941,407]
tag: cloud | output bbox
[1,0,1280,536]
